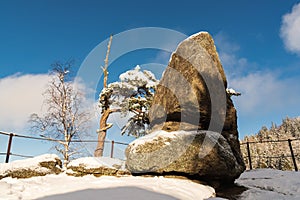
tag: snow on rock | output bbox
[128,130,179,151]
[67,157,130,177]
[68,157,125,169]
[0,154,62,179]
[126,130,244,183]
[0,173,215,200]
[226,88,241,96]
[236,169,300,199]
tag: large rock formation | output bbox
[126,32,245,182]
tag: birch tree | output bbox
[30,61,91,167]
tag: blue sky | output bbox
[1,0,300,161]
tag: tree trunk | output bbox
[94,109,111,157]
[64,142,69,168]
[95,35,113,157]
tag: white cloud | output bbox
[214,32,252,78]
[0,74,98,133]
[0,74,51,132]
[214,32,240,54]
[280,3,300,55]
[213,31,300,135]
[0,73,102,160]
[229,72,300,115]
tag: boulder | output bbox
[126,130,245,182]
[126,32,245,182]
[66,157,131,177]
[0,154,62,179]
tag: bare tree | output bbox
[30,61,91,167]
[94,35,116,157]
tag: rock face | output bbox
[126,32,245,182]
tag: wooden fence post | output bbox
[288,139,298,171]
[5,133,14,163]
[110,140,114,158]
[246,142,253,170]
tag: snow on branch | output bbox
[98,65,158,137]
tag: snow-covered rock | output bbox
[126,130,245,183]
[0,154,62,179]
[147,31,245,183]
[226,88,241,96]
[67,157,130,177]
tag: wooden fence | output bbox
[0,131,128,163]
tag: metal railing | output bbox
[240,138,300,171]
[2,130,299,172]
[0,131,129,163]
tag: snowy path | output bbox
[0,174,215,200]
[236,169,300,200]
[1,169,300,199]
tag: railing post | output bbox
[288,139,298,171]
[246,142,253,170]
[110,140,114,158]
[5,133,14,163]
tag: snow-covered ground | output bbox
[236,169,300,200]
[1,155,300,200]
[0,155,215,199]
[0,174,215,200]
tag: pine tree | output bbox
[94,36,158,157]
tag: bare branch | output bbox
[102,35,113,88]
